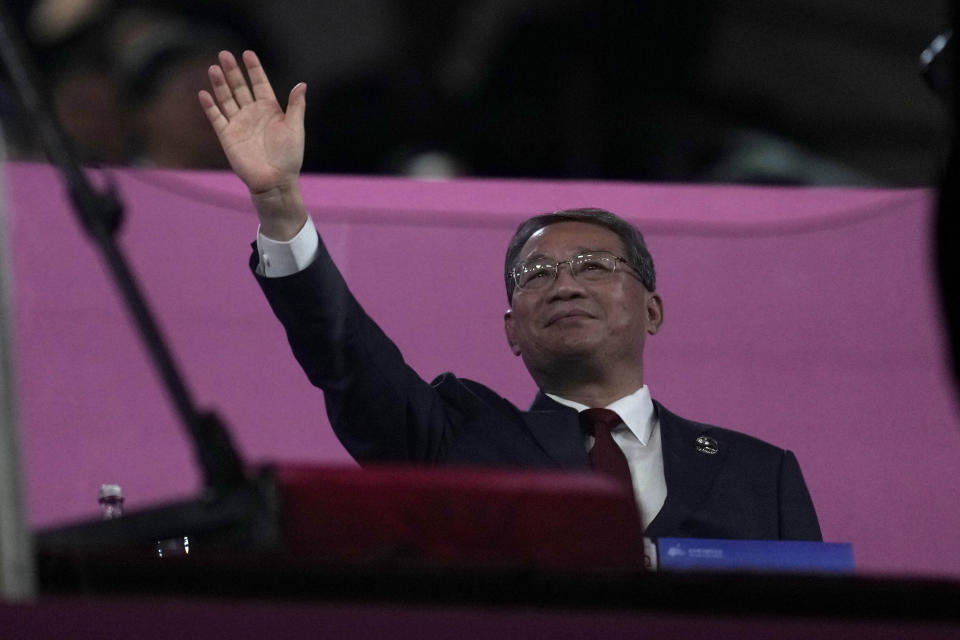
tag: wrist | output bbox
[251,179,307,241]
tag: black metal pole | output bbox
[935,4,960,393]
[0,6,245,495]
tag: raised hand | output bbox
[199,50,307,239]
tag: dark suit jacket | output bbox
[254,237,822,541]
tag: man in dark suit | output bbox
[200,50,821,541]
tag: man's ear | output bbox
[504,308,522,356]
[646,293,664,335]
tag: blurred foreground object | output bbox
[0,123,35,600]
[922,31,954,102]
[924,28,960,394]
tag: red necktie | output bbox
[579,408,633,490]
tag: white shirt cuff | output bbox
[256,217,319,277]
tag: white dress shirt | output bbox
[546,387,666,530]
[256,217,319,277]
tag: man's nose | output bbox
[548,262,587,298]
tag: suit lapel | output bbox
[644,401,728,538]
[523,392,591,468]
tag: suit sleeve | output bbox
[251,236,453,463]
[778,450,823,541]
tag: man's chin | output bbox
[545,314,597,329]
[547,327,602,351]
[530,340,602,370]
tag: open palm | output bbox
[199,51,306,195]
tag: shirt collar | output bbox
[546,385,656,445]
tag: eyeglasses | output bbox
[510,251,642,292]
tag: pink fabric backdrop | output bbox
[5,162,959,577]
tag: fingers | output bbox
[207,60,239,118]
[205,50,283,113]
[197,89,228,133]
[285,82,307,130]
[219,50,255,107]
[242,50,279,104]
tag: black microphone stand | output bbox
[0,8,245,499]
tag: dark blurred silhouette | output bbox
[924,26,959,392]
[1,0,951,185]
[2,0,264,167]
[110,9,243,167]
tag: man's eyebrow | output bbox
[520,247,615,262]
[521,251,550,261]
[574,247,611,254]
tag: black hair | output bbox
[504,207,656,302]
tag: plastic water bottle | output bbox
[97,484,124,519]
